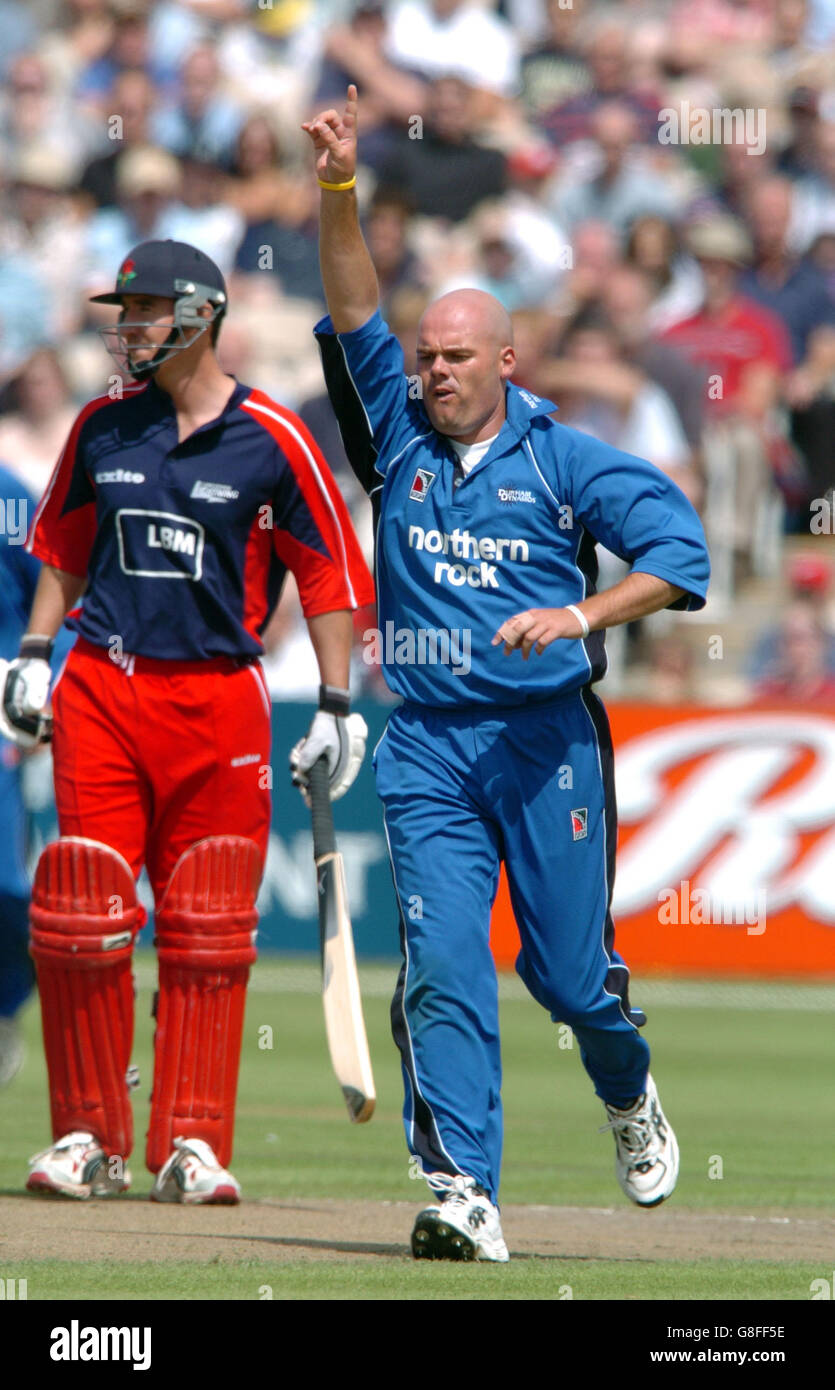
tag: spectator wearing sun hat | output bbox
[84,146,182,295]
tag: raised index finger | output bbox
[344,83,358,130]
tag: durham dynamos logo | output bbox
[612,714,835,926]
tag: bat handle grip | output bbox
[309,755,336,859]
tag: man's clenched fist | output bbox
[0,655,53,748]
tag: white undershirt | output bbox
[448,432,499,477]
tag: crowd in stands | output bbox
[0,0,833,702]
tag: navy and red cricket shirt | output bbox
[26,378,374,660]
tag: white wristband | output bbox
[566,604,590,639]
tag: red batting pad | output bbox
[146,837,261,1171]
[29,837,141,1158]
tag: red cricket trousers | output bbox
[51,637,272,901]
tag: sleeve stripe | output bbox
[240,396,358,609]
[335,335,378,468]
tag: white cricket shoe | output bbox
[600,1073,679,1207]
[412,1174,509,1262]
[150,1137,241,1205]
[0,1016,23,1088]
[27,1131,131,1199]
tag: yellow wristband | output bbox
[317,175,357,191]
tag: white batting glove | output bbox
[289,686,367,805]
[0,640,54,749]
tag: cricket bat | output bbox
[308,756,376,1123]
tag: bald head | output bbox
[415,288,516,444]
[419,289,513,353]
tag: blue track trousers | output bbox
[375,687,650,1205]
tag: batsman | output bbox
[0,239,373,1202]
[304,89,710,1261]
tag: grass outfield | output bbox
[0,1259,824,1302]
[1,958,832,1301]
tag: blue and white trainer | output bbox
[601,1073,679,1207]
